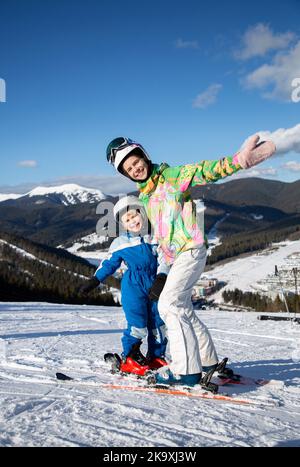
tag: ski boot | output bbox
[147,366,202,388]
[147,356,168,370]
[202,358,240,383]
[104,346,151,377]
[121,343,151,377]
[200,367,219,394]
[215,358,241,382]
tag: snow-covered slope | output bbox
[207,240,300,302]
[0,302,299,447]
[0,193,23,202]
[62,233,109,263]
[0,239,51,266]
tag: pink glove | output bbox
[234,135,276,169]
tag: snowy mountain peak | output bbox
[0,184,107,206]
[28,183,106,201]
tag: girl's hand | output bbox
[236,135,276,169]
[148,274,167,301]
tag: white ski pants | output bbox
[158,246,218,375]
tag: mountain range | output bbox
[192,178,300,214]
[1,179,299,303]
[0,178,299,250]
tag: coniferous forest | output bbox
[207,224,300,265]
[0,231,119,305]
[222,288,300,313]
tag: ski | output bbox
[54,373,274,406]
[99,382,276,407]
[104,353,217,393]
[56,372,74,381]
[104,352,122,374]
[215,375,271,387]
[58,357,273,390]
[102,352,274,391]
[55,353,278,408]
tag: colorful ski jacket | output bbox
[137,157,242,265]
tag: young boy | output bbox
[106,135,276,386]
[80,195,168,376]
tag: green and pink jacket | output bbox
[137,156,242,265]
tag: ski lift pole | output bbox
[275,265,290,315]
[292,268,299,316]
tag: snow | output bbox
[251,213,264,220]
[207,240,300,302]
[63,233,109,262]
[0,301,299,447]
[27,184,106,205]
[0,193,23,203]
[206,214,229,255]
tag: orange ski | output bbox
[103,383,272,406]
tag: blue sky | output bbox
[0,0,300,194]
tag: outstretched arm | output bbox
[94,239,123,282]
[162,135,276,191]
[163,156,242,192]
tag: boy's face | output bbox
[122,154,149,181]
[121,209,143,233]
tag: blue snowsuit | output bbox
[94,233,168,358]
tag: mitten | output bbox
[148,274,167,301]
[235,135,276,169]
[78,277,100,295]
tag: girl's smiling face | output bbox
[121,209,143,233]
[121,154,149,181]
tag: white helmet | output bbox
[113,195,144,222]
[106,137,151,174]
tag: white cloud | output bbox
[242,40,300,101]
[235,23,296,60]
[254,123,300,155]
[232,166,278,180]
[18,160,38,168]
[192,84,223,109]
[252,167,278,176]
[0,182,36,194]
[175,38,199,49]
[0,175,136,197]
[281,161,300,172]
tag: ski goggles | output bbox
[106,137,136,164]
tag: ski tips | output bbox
[56,372,73,381]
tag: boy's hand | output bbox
[236,135,276,169]
[148,274,167,301]
[78,277,100,295]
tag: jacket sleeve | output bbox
[157,252,170,276]
[150,240,170,276]
[162,155,242,192]
[94,239,123,282]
